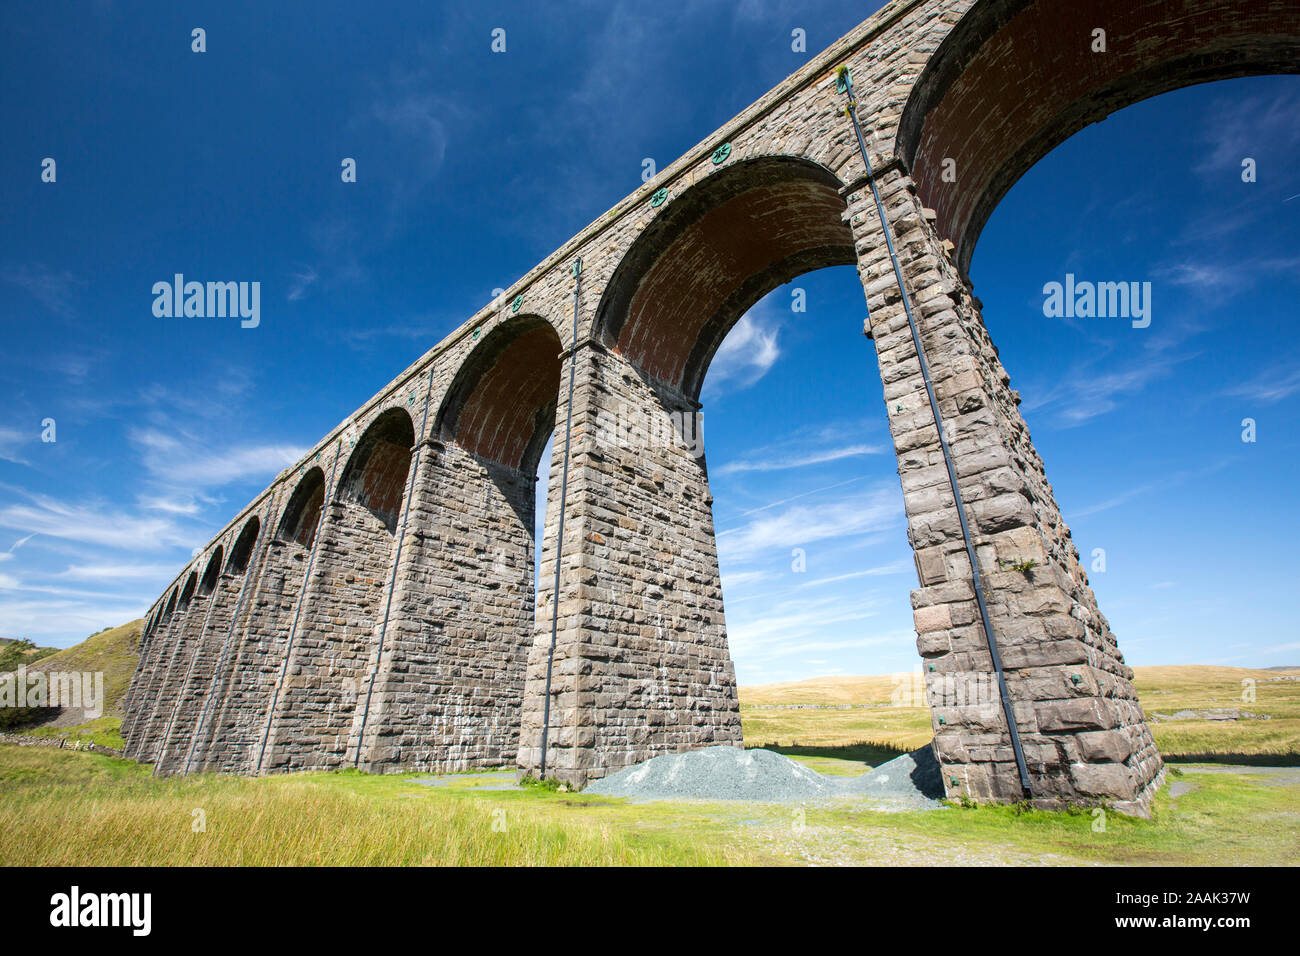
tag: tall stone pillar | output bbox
[846,158,1163,814]
[517,338,741,787]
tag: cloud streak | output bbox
[716,486,902,562]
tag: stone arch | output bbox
[594,155,855,403]
[161,589,177,622]
[132,570,199,759]
[435,314,564,479]
[197,547,223,598]
[348,315,566,774]
[276,467,326,548]
[226,517,260,575]
[262,409,423,773]
[176,571,198,613]
[337,407,416,533]
[896,0,1300,279]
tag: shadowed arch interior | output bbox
[595,155,855,402]
[177,572,198,612]
[897,0,1300,278]
[435,316,563,477]
[276,467,326,548]
[226,517,260,574]
[161,590,177,622]
[198,547,223,597]
[338,408,416,532]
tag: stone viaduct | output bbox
[121,0,1299,815]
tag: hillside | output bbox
[0,637,60,667]
[3,620,142,744]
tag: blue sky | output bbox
[1,2,1297,685]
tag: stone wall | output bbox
[517,342,742,783]
[355,445,538,772]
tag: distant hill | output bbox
[0,637,59,665]
[2,620,142,730]
[739,665,1299,763]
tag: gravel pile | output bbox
[585,744,944,808]
[585,746,832,802]
[842,745,944,810]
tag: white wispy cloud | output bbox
[797,558,912,588]
[727,591,908,666]
[719,569,769,590]
[703,310,781,395]
[0,533,37,563]
[1070,459,1231,519]
[137,494,206,516]
[1195,85,1300,175]
[129,428,305,488]
[58,562,182,582]
[1223,361,1300,404]
[1022,344,1194,428]
[2,263,84,317]
[0,426,29,465]
[287,268,319,302]
[0,596,152,645]
[0,492,198,552]
[717,442,880,476]
[716,486,902,562]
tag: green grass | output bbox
[847,766,1300,866]
[5,620,141,741]
[18,716,125,750]
[4,646,1296,866]
[2,741,1297,866]
[22,620,142,716]
[1134,665,1300,762]
[0,745,742,866]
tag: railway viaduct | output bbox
[121,0,1300,814]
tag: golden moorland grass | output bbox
[739,665,1300,765]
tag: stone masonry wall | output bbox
[200,534,313,773]
[260,499,396,771]
[517,342,741,785]
[355,445,537,771]
[153,566,242,773]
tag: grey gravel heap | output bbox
[586,745,945,807]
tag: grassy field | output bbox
[1134,665,1300,763]
[739,665,1300,770]
[2,740,1295,866]
[2,655,1296,866]
[0,745,738,866]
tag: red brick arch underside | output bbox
[277,467,325,549]
[436,316,563,475]
[900,0,1300,279]
[337,407,416,532]
[596,156,856,402]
